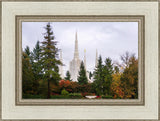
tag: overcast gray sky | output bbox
[22,22,138,74]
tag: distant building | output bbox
[69,31,82,81]
[59,31,98,82]
[59,50,64,79]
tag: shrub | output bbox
[81,92,95,97]
[22,94,45,99]
[69,93,83,98]
[61,89,69,95]
[102,95,113,99]
[51,95,69,99]
[59,80,71,88]
[59,80,73,93]
[51,84,61,94]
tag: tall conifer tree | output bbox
[103,57,114,95]
[78,61,88,85]
[93,56,104,96]
[65,70,71,81]
[40,23,61,98]
[22,52,34,96]
[31,41,42,80]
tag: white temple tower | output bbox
[95,49,98,67]
[69,32,82,81]
[84,49,91,82]
[59,50,64,79]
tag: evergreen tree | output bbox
[24,46,34,63]
[89,71,92,79]
[78,61,88,85]
[114,66,119,73]
[40,23,61,98]
[31,41,42,94]
[65,70,71,81]
[24,46,31,56]
[32,41,41,62]
[22,52,34,96]
[31,41,42,80]
[93,56,104,96]
[103,57,114,95]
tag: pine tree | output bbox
[78,61,88,85]
[32,41,41,62]
[89,71,92,79]
[103,57,114,95]
[93,56,104,96]
[22,52,34,96]
[24,46,31,56]
[65,70,71,81]
[30,41,42,94]
[31,41,42,80]
[40,23,61,99]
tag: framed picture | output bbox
[1,0,159,120]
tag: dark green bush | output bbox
[51,95,69,99]
[69,93,83,98]
[23,94,45,99]
[102,95,113,99]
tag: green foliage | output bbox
[31,41,43,79]
[103,57,114,95]
[65,70,71,81]
[22,23,138,100]
[22,94,45,99]
[61,89,69,95]
[40,23,62,98]
[78,61,88,85]
[114,66,119,73]
[22,52,35,95]
[38,80,48,98]
[93,57,114,96]
[89,71,92,79]
[120,55,138,99]
[24,46,31,57]
[68,93,83,98]
[51,95,69,99]
[93,56,104,96]
[102,95,113,99]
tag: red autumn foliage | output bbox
[59,80,71,88]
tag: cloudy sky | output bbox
[22,22,138,74]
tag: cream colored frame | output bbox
[1,0,159,120]
[16,15,144,106]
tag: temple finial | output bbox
[59,50,64,79]
[74,30,79,58]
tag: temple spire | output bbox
[74,31,79,59]
[59,50,64,79]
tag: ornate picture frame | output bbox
[1,0,159,120]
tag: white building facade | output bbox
[59,31,98,82]
[69,32,82,81]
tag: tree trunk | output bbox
[47,78,51,99]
